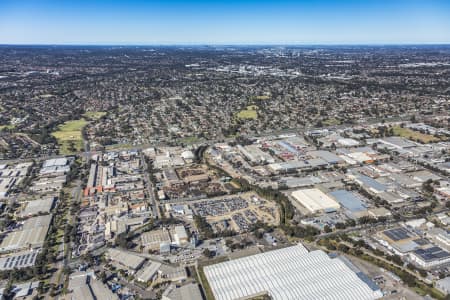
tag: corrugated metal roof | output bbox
[204,244,382,300]
[329,190,367,212]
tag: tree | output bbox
[99,271,107,283]
[418,269,427,278]
[337,244,350,253]
[323,225,332,233]
[422,179,434,194]
[345,219,356,227]
[335,222,346,230]
[203,248,214,258]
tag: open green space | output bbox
[392,126,440,143]
[52,119,88,155]
[252,95,270,101]
[105,143,134,151]
[322,118,341,126]
[0,124,15,130]
[180,136,200,145]
[236,105,258,120]
[83,111,107,120]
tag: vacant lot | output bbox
[392,126,440,143]
[52,119,88,154]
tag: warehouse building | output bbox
[20,197,55,217]
[426,228,450,251]
[141,229,172,250]
[136,261,162,282]
[22,215,52,229]
[0,250,39,270]
[0,226,49,252]
[68,271,119,300]
[377,227,423,256]
[352,174,388,194]
[0,215,52,252]
[107,248,145,272]
[173,225,188,246]
[268,158,328,174]
[436,277,450,295]
[279,176,323,189]
[162,283,203,300]
[308,150,344,165]
[291,188,340,213]
[329,190,368,218]
[237,145,275,164]
[409,246,450,269]
[204,244,382,300]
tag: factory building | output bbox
[329,190,369,219]
[204,244,382,300]
[291,188,340,213]
[237,145,275,164]
[106,248,145,273]
[409,246,450,269]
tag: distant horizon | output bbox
[1,42,450,47]
[1,0,450,45]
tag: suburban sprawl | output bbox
[0,45,449,300]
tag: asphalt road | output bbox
[140,152,160,219]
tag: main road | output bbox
[140,152,160,219]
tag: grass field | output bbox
[392,126,440,143]
[236,105,258,120]
[52,119,88,154]
[253,95,270,101]
[0,124,15,130]
[180,136,200,144]
[83,111,107,120]
[322,118,341,126]
[105,143,134,150]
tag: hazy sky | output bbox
[1,0,449,45]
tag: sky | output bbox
[0,0,450,45]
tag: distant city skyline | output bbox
[1,0,450,45]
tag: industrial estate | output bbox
[0,45,449,300]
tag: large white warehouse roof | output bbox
[204,244,382,300]
[291,188,340,213]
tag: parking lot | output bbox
[190,192,280,232]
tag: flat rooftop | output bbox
[291,188,340,213]
[382,227,415,242]
[204,244,382,300]
[413,247,450,262]
[329,190,367,212]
